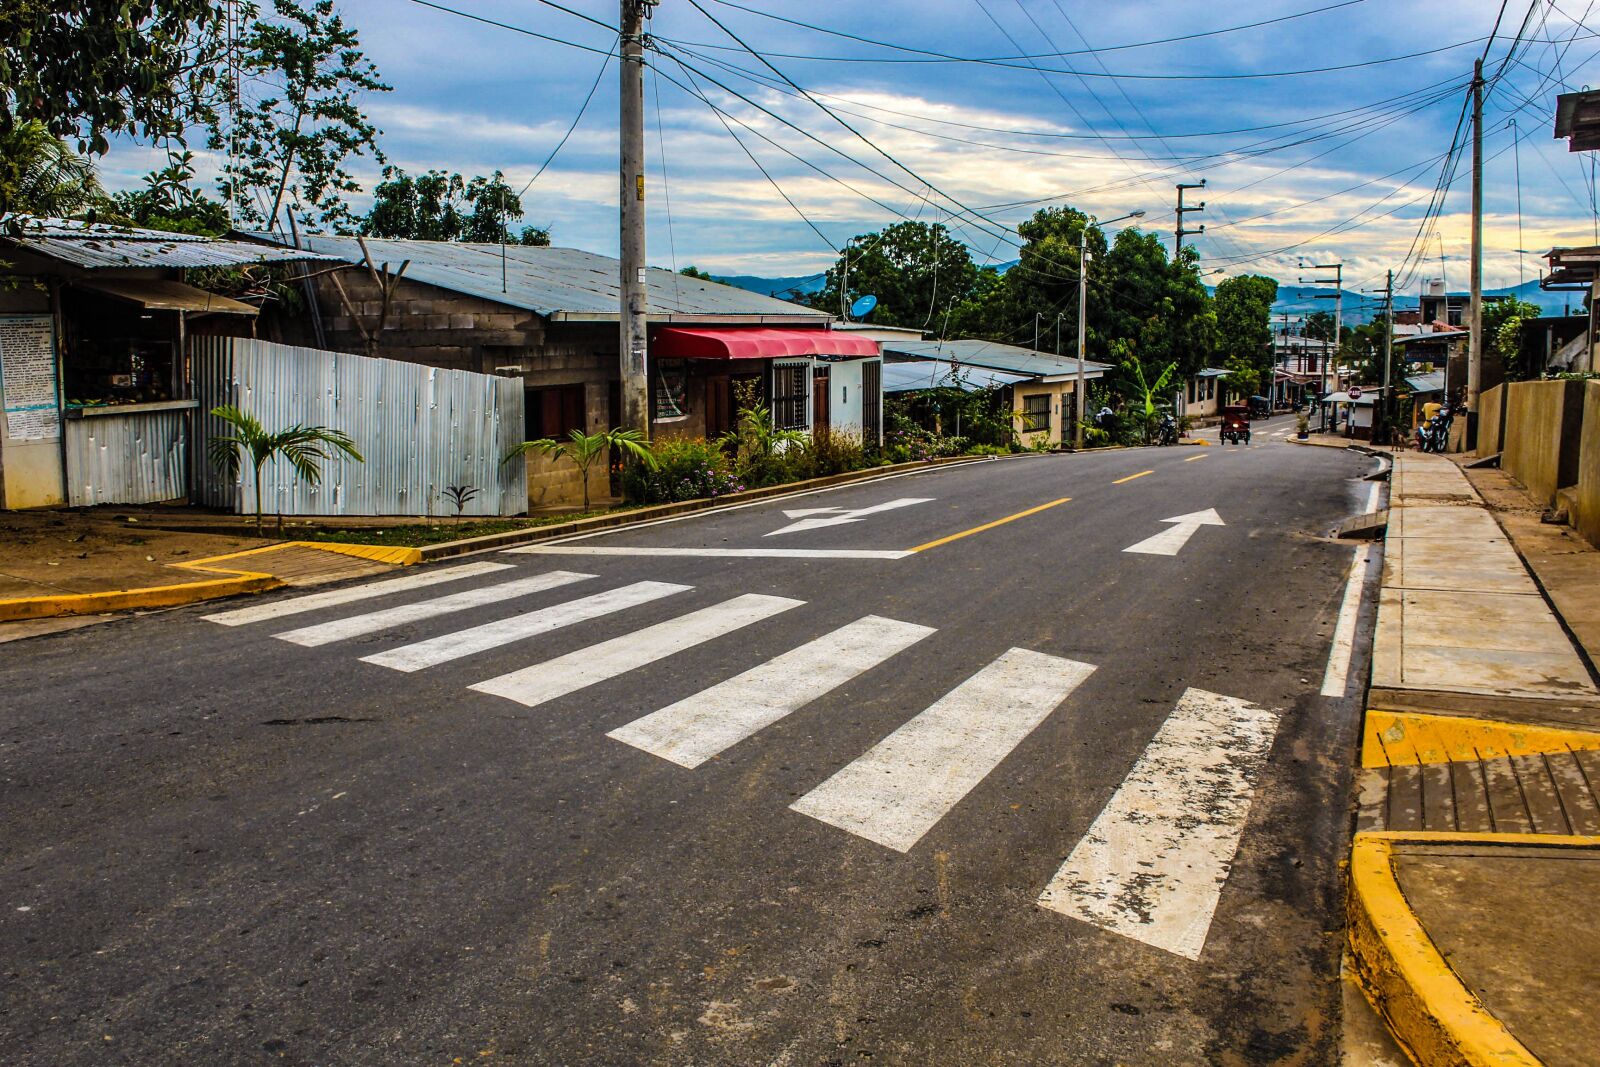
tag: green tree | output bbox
[1099,231,1214,378]
[1341,314,1393,385]
[679,265,714,281]
[505,428,655,512]
[811,221,980,329]
[206,404,363,533]
[1303,310,1337,341]
[0,121,105,221]
[362,167,549,245]
[1482,297,1543,381]
[1213,274,1279,398]
[111,150,230,235]
[213,0,389,231]
[518,225,551,247]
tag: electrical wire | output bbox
[516,34,618,199]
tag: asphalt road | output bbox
[1,417,1384,1065]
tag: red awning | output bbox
[653,327,880,360]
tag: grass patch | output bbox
[293,508,635,548]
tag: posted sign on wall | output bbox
[0,315,61,441]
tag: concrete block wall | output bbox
[1572,381,1600,549]
[1502,379,1586,506]
[1476,384,1504,458]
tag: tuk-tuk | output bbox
[1220,404,1251,445]
[1248,394,1271,419]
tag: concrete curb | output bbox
[0,540,418,622]
[415,455,992,560]
[1347,831,1597,1067]
[1362,708,1600,767]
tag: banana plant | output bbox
[207,405,364,534]
[1118,348,1179,444]
[505,427,656,512]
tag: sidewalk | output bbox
[1348,450,1600,1066]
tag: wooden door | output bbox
[812,367,831,434]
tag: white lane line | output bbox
[1037,688,1280,961]
[361,581,692,672]
[203,561,513,626]
[509,546,912,560]
[608,615,936,768]
[790,648,1095,853]
[470,593,804,708]
[1320,544,1375,697]
[273,571,595,647]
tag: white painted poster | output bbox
[0,315,61,441]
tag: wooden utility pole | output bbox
[1467,57,1485,447]
[619,0,653,437]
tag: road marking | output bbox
[1320,544,1374,697]
[202,561,513,626]
[1183,453,1209,462]
[766,497,933,536]
[1037,687,1280,961]
[608,615,936,768]
[273,571,595,647]
[1112,470,1154,484]
[1122,508,1226,556]
[790,648,1095,852]
[470,593,803,708]
[509,546,913,560]
[908,498,1069,553]
[360,581,691,672]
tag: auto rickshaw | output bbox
[1220,404,1251,445]
[1248,394,1271,419]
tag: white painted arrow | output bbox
[1122,508,1225,556]
[766,497,933,536]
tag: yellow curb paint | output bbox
[1112,470,1154,484]
[908,498,1070,554]
[1346,831,1574,1067]
[0,574,281,623]
[175,540,421,574]
[1183,453,1209,462]
[1362,709,1600,768]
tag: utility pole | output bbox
[1075,233,1090,449]
[1467,57,1485,448]
[1371,270,1396,445]
[619,0,654,437]
[1175,181,1206,259]
[1301,259,1343,430]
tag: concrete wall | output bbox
[1013,382,1068,447]
[1476,384,1504,457]
[1571,381,1600,549]
[1502,379,1586,506]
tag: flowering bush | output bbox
[622,437,744,504]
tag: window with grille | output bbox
[1021,393,1051,430]
[772,362,809,430]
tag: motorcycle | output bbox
[1416,409,1454,453]
[1154,415,1179,446]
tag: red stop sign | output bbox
[1348,386,1363,399]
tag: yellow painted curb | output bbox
[1347,831,1600,1067]
[172,540,422,572]
[0,573,281,622]
[1362,709,1600,768]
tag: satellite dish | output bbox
[849,295,878,319]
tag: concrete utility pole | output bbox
[1301,259,1343,430]
[1374,270,1395,444]
[619,0,654,437]
[1175,181,1206,258]
[1075,235,1090,449]
[1467,57,1485,447]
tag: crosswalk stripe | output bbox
[470,593,804,708]
[1036,687,1279,961]
[607,615,936,768]
[790,648,1095,853]
[273,570,595,647]
[361,581,692,672]
[202,561,513,626]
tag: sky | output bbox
[100,0,1600,298]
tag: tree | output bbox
[213,0,389,232]
[679,265,714,281]
[1482,297,1543,381]
[1303,310,1336,341]
[206,404,363,533]
[505,428,655,512]
[1116,340,1178,442]
[361,167,551,245]
[810,221,980,329]
[0,122,105,221]
[1213,274,1279,398]
[110,150,230,235]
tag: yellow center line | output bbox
[1183,453,1209,462]
[909,497,1071,553]
[1112,470,1154,484]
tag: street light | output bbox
[1076,209,1145,449]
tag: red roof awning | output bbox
[653,327,880,360]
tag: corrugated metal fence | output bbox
[64,407,189,507]
[192,337,526,517]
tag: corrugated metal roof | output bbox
[76,277,259,315]
[6,218,336,270]
[882,359,1031,393]
[246,232,829,322]
[880,338,1110,381]
[1404,371,1445,394]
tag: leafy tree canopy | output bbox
[810,221,980,329]
[1303,310,1337,341]
[1213,273,1279,394]
[1483,296,1544,382]
[361,167,550,245]
[678,265,714,281]
[0,121,105,222]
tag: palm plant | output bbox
[505,427,655,512]
[1118,348,1179,444]
[207,405,364,533]
[1,121,105,222]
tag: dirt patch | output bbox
[0,510,265,598]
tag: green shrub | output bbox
[622,436,742,504]
[803,428,867,477]
[966,443,1008,456]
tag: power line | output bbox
[405,0,616,55]
[516,35,617,200]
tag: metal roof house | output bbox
[0,219,333,509]
[246,234,884,507]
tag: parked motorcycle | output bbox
[1154,415,1179,446]
[1416,408,1454,453]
